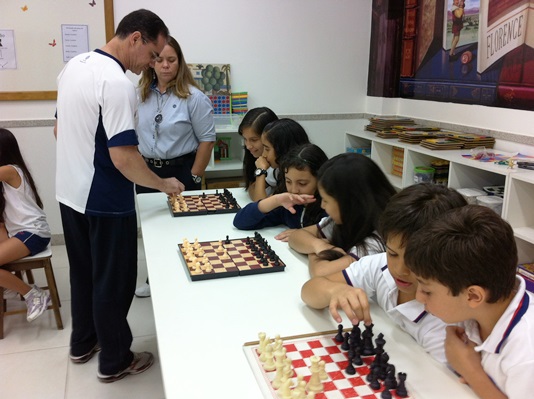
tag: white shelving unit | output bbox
[346,126,534,264]
[205,115,244,179]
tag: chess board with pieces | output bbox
[178,232,286,281]
[243,325,412,399]
[167,188,241,217]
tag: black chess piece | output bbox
[341,332,350,350]
[334,324,344,343]
[368,367,381,390]
[381,388,392,399]
[375,332,386,351]
[384,364,397,390]
[350,323,361,346]
[225,235,230,244]
[345,352,356,375]
[202,192,206,198]
[361,324,375,356]
[352,345,363,366]
[396,372,408,398]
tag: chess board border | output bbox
[167,191,241,217]
[178,236,286,282]
[243,329,414,399]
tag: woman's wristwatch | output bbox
[255,168,268,177]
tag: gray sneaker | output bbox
[70,343,101,364]
[25,285,51,322]
[134,283,151,298]
[97,351,155,383]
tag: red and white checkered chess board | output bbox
[243,331,412,399]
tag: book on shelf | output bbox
[416,0,446,70]
[478,0,534,74]
[401,2,418,77]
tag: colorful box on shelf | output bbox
[214,137,232,161]
[231,92,248,114]
[346,146,371,156]
[209,95,231,115]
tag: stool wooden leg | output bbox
[43,260,63,330]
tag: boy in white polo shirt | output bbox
[301,183,467,363]
[405,205,534,399]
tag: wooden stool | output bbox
[0,246,64,339]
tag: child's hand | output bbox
[329,284,372,326]
[278,193,316,214]
[255,156,270,170]
[275,229,296,242]
[445,326,483,382]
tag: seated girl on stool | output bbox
[0,128,51,322]
[233,143,328,241]
[289,153,396,276]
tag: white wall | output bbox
[1,0,371,236]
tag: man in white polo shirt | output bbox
[55,9,184,383]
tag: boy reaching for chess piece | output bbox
[404,205,534,399]
[301,183,467,363]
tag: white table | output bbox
[136,189,477,399]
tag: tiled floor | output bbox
[0,240,166,399]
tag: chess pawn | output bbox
[318,360,328,381]
[262,344,276,371]
[204,262,213,273]
[271,353,286,389]
[277,377,293,399]
[257,332,267,354]
[259,337,271,362]
[193,262,201,273]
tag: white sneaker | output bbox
[24,285,51,322]
[134,283,151,298]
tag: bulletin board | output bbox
[0,0,114,101]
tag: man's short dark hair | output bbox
[115,9,169,43]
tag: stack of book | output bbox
[365,117,415,139]
[420,138,464,150]
[442,132,496,149]
[398,130,446,144]
[231,92,248,114]
[517,263,534,293]
[391,147,404,177]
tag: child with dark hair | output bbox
[289,153,396,276]
[260,118,310,194]
[238,107,279,201]
[0,128,51,322]
[301,183,467,363]
[404,205,533,399]
[233,144,328,241]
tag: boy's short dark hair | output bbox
[378,183,467,247]
[115,9,169,43]
[404,205,518,303]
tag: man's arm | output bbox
[109,146,184,194]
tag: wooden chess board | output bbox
[168,189,241,217]
[178,233,286,281]
[243,329,413,399]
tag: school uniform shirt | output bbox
[2,165,50,238]
[342,252,447,364]
[317,216,385,260]
[264,167,277,196]
[137,84,215,160]
[233,201,326,231]
[462,276,534,399]
[56,49,138,216]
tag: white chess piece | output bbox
[258,332,267,354]
[305,356,323,393]
[318,360,328,381]
[262,344,276,371]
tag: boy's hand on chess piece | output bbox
[274,228,296,242]
[329,284,372,326]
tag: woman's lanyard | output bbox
[152,90,170,156]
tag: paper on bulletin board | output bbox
[61,25,89,63]
[0,30,17,69]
